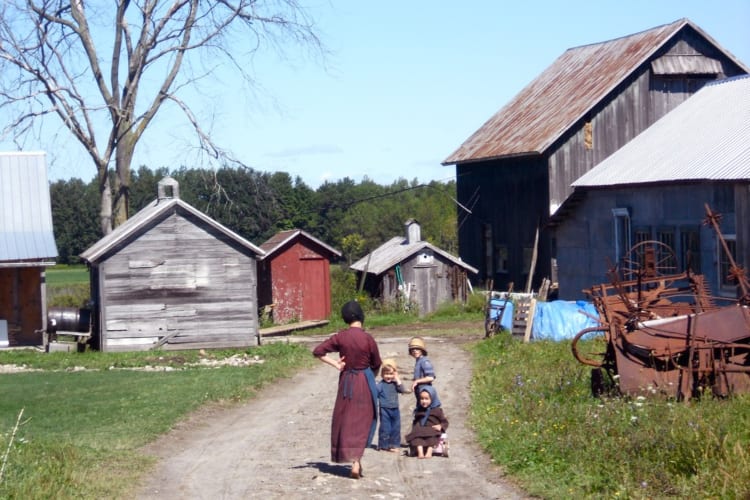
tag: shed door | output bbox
[414,266,437,316]
[301,258,328,321]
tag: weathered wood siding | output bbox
[94,212,258,351]
[456,157,549,292]
[547,29,738,214]
[367,252,471,316]
[0,267,45,346]
[555,182,746,300]
[458,28,745,295]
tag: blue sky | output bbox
[21,1,750,188]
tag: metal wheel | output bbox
[620,240,678,283]
[571,326,609,367]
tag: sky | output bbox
[8,1,750,189]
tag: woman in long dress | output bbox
[313,301,381,479]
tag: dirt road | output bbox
[136,328,529,499]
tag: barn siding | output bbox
[457,158,549,291]
[455,26,745,295]
[96,212,257,351]
[555,183,744,300]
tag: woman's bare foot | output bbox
[350,461,361,479]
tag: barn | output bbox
[552,75,750,300]
[351,219,477,316]
[0,152,58,347]
[257,229,341,324]
[80,177,265,352]
[442,19,749,294]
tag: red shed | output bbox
[258,230,341,324]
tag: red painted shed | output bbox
[258,230,341,324]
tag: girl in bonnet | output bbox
[405,385,449,459]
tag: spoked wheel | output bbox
[620,240,678,286]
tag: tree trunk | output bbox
[113,137,134,228]
[98,167,113,235]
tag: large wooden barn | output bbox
[0,152,58,347]
[80,177,265,352]
[351,219,477,316]
[257,229,341,323]
[442,19,749,294]
[552,75,750,300]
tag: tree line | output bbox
[50,166,458,266]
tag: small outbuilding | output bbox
[0,152,58,347]
[80,177,265,352]
[351,220,478,316]
[257,229,341,324]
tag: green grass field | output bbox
[46,265,89,286]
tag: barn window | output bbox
[718,234,737,294]
[495,244,508,273]
[612,208,631,266]
[680,227,701,273]
[633,227,652,245]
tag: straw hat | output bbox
[408,336,427,355]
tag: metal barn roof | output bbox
[443,19,749,166]
[0,151,58,265]
[572,75,750,187]
[350,236,478,276]
[80,196,265,263]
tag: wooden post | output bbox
[525,222,540,294]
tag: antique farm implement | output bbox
[572,204,750,400]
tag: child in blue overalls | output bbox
[376,359,408,451]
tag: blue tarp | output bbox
[531,300,600,341]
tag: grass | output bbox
[46,265,90,308]
[470,330,750,498]
[4,295,750,498]
[46,265,89,286]
[0,343,315,499]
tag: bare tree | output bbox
[0,0,323,234]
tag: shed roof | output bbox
[350,236,478,276]
[572,75,750,187]
[80,197,265,263]
[0,151,58,265]
[259,229,341,260]
[443,19,749,166]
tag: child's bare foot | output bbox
[425,447,433,458]
[388,448,399,453]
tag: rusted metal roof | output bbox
[350,236,478,276]
[0,151,58,265]
[443,18,749,165]
[80,197,265,263]
[572,75,750,187]
[259,229,341,259]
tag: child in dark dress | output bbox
[405,385,449,459]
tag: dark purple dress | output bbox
[313,326,382,463]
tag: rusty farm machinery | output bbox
[572,204,750,400]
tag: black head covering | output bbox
[341,300,365,324]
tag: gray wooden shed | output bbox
[443,19,749,294]
[350,220,478,316]
[80,177,265,351]
[0,152,58,347]
[551,76,750,300]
